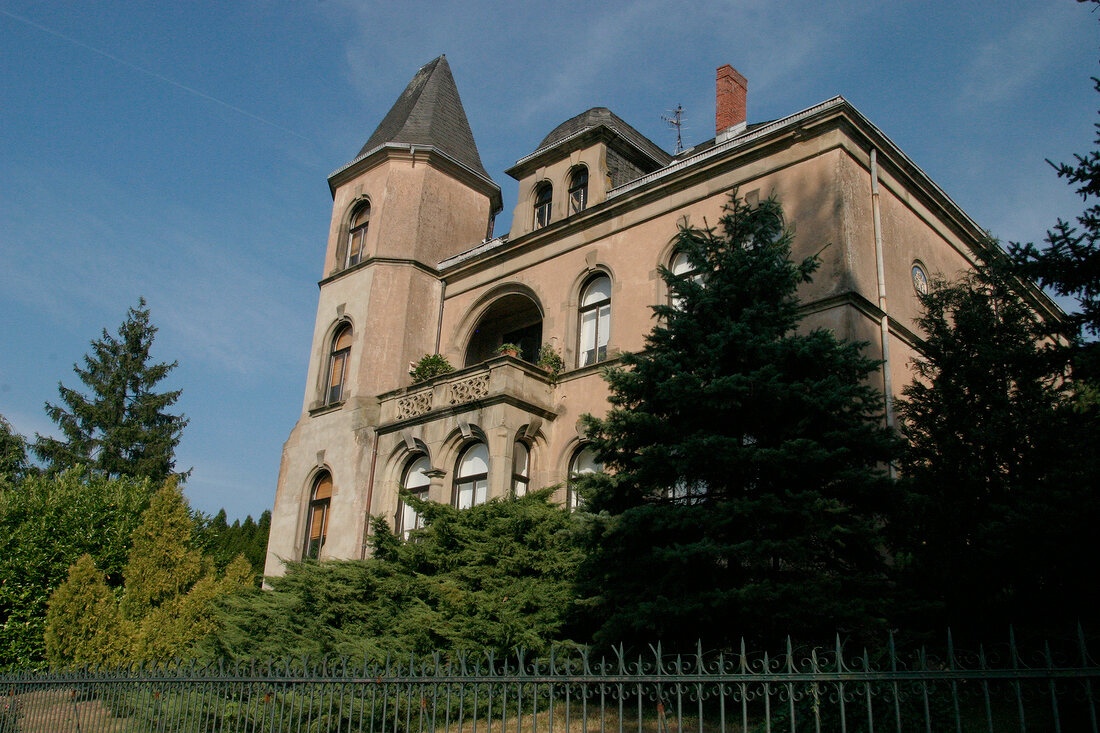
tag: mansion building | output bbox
[264,56,1056,574]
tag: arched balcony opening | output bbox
[464,293,543,366]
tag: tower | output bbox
[265,56,501,572]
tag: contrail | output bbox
[0,7,312,142]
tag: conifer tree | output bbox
[33,299,188,483]
[575,194,900,650]
[895,264,1100,633]
[120,480,206,620]
[44,554,126,667]
[1010,40,1100,378]
[0,415,30,487]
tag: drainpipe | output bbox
[435,280,446,354]
[870,149,897,476]
[361,433,379,559]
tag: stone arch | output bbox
[455,283,546,366]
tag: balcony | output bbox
[377,355,557,430]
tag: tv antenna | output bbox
[662,104,685,154]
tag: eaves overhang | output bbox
[505,123,671,181]
[328,142,503,214]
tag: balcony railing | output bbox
[378,356,556,428]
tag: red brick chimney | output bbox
[715,64,748,136]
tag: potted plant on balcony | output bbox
[409,354,454,383]
[496,342,521,358]
[537,343,565,379]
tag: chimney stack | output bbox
[715,64,748,139]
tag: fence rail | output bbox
[2,630,1098,733]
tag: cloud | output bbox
[957,4,1083,108]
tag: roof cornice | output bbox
[327,142,502,214]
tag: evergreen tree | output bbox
[575,194,899,650]
[203,490,581,661]
[33,298,188,483]
[0,470,151,669]
[894,264,1100,633]
[1010,35,1100,377]
[44,554,126,667]
[0,415,30,487]
[194,508,271,585]
[120,480,207,620]
[43,481,253,666]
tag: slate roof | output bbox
[535,107,672,167]
[357,55,490,180]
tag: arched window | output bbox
[669,251,704,308]
[568,167,588,215]
[400,455,431,540]
[568,445,602,510]
[347,202,370,268]
[304,472,332,559]
[512,441,530,497]
[455,442,489,509]
[578,274,611,367]
[325,325,352,405]
[534,183,552,230]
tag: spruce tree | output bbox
[895,264,1100,633]
[0,415,30,487]
[33,298,188,483]
[575,194,899,650]
[1009,41,1100,377]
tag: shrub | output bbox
[409,354,454,383]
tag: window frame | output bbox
[568,167,588,215]
[512,440,530,497]
[346,202,370,268]
[567,444,602,511]
[324,324,352,405]
[303,472,332,559]
[533,182,553,230]
[454,442,489,510]
[577,274,612,367]
[399,455,431,540]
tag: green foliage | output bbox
[1009,41,1100,377]
[194,509,271,585]
[44,482,253,667]
[0,416,30,488]
[32,298,188,483]
[0,470,152,669]
[496,342,521,355]
[537,343,565,377]
[203,490,582,661]
[409,353,455,383]
[894,264,1100,633]
[120,480,207,620]
[44,554,126,667]
[575,193,900,651]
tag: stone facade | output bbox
[264,57,1057,576]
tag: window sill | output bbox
[309,400,345,417]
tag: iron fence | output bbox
[2,629,1098,732]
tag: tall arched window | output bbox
[304,472,332,559]
[400,455,431,540]
[534,183,552,230]
[568,167,588,215]
[568,445,602,510]
[455,442,489,509]
[512,441,530,497]
[578,274,611,367]
[325,325,352,405]
[347,202,370,268]
[669,251,703,309]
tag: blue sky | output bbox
[1,1,1096,520]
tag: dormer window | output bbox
[568,167,588,214]
[347,202,370,268]
[534,183,552,230]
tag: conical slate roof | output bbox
[358,55,489,179]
